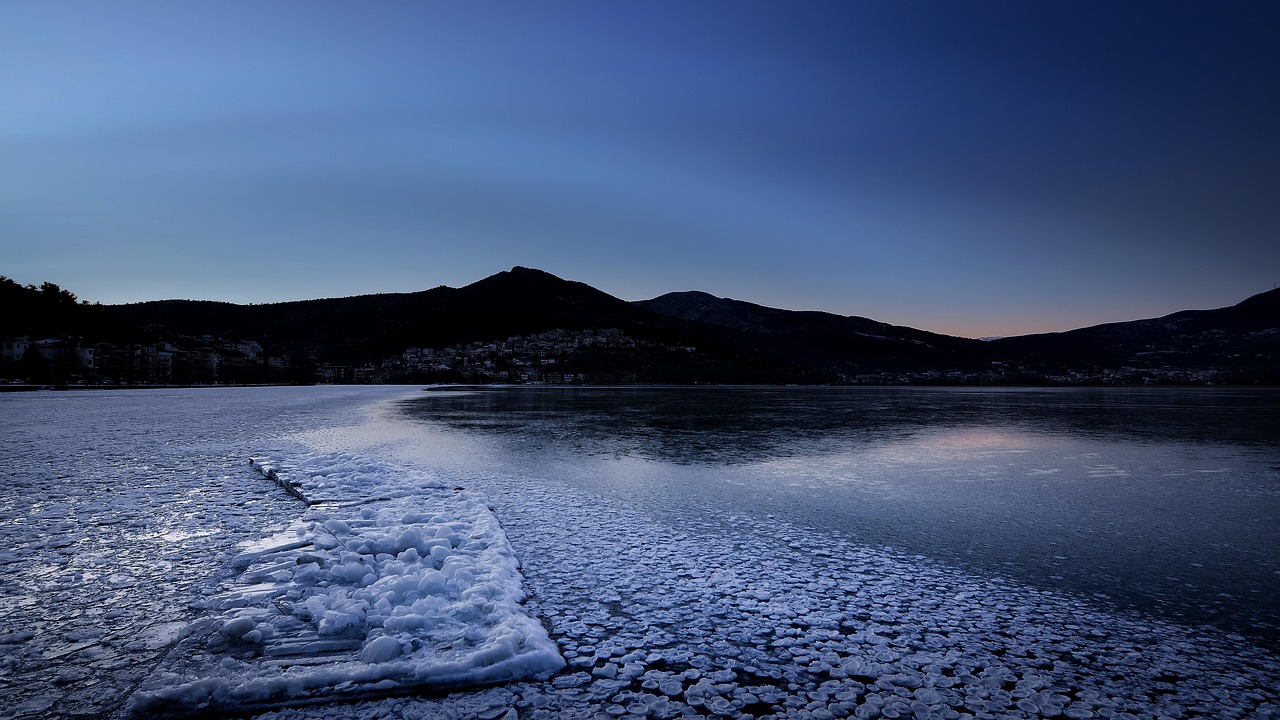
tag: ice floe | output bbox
[126,452,563,717]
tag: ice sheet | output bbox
[5,387,1277,720]
[247,470,1280,720]
[126,452,563,717]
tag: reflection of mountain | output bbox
[16,266,1279,384]
[398,385,1280,642]
[402,386,1280,465]
[405,386,831,465]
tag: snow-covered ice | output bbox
[127,453,562,717]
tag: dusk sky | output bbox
[2,1,1276,338]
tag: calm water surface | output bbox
[397,386,1280,639]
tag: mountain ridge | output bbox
[4,269,1277,385]
[99,269,1280,384]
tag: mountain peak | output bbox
[463,266,575,291]
[508,265,555,277]
[463,266,577,294]
[454,266,637,321]
[639,290,742,319]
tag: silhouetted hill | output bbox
[454,266,635,322]
[987,288,1280,383]
[108,268,816,382]
[111,267,646,352]
[85,272,1280,384]
[636,291,987,377]
[636,287,1278,383]
[0,276,137,342]
[10,267,1276,385]
[381,267,667,352]
[111,290,451,361]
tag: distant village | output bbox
[839,365,1224,387]
[1,326,1229,387]
[0,328,697,387]
[320,328,696,385]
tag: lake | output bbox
[393,386,1280,640]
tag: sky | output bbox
[2,1,1277,338]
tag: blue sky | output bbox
[2,1,1276,337]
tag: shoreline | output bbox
[5,381,1276,394]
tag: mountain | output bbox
[110,267,997,382]
[108,291,442,360]
[636,286,1279,384]
[108,268,818,383]
[8,267,1277,385]
[635,291,987,377]
[385,266,673,352]
[0,277,136,342]
[108,267,618,357]
[986,287,1280,383]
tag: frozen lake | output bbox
[1,385,1277,719]
[0,386,408,719]
[395,386,1280,640]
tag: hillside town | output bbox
[320,328,698,385]
[1,326,1237,388]
[838,365,1225,386]
[0,328,696,387]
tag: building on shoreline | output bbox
[0,335,293,386]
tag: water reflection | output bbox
[397,386,1280,640]
[404,386,1280,466]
